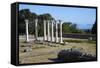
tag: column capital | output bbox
[35,19,38,22]
[25,19,28,22]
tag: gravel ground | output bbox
[19,35,96,64]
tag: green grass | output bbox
[86,40,96,44]
[63,39,96,44]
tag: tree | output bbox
[37,13,54,36]
[62,22,72,34]
[19,9,37,34]
[19,9,32,19]
[19,9,54,35]
[91,21,96,34]
[19,9,84,35]
[70,24,78,33]
[62,22,80,34]
[18,9,30,34]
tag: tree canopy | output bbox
[19,9,94,35]
[19,9,54,36]
[91,21,96,34]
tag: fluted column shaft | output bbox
[25,19,29,42]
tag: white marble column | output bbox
[55,21,58,43]
[35,19,38,40]
[43,20,47,41]
[25,19,29,42]
[59,20,63,43]
[47,20,50,41]
[51,20,54,42]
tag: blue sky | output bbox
[19,4,96,29]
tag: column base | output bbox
[24,40,29,43]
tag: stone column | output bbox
[55,21,58,43]
[59,20,63,43]
[51,20,54,42]
[43,20,47,41]
[25,19,29,42]
[47,20,50,41]
[35,19,38,40]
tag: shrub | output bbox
[58,49,96,62]
[58,49,82,61]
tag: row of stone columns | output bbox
[25,19,63,43]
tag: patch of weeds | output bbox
[20,45,26,47]
[60,43,65,45]
[86,40,96,44]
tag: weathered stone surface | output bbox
[23,48,32,52]
[64,42,69,45]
